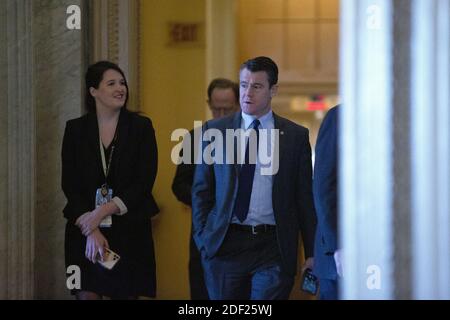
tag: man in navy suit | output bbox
[313,105,341,300]
[192,56,316,300]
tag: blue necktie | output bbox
[233,119,260,223]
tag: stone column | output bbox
[206,0,238,81]
[411,0,450,300]
[340,0,394,299]
[0,0,9,300]
[0,0,36,300]
[391,0,412,300]
[33,0,86,299]
[205,0,238,118]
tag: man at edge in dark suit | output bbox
[313,105,341,300]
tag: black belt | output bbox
[229,224,276,235]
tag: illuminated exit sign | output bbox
[307,101,327,111]
[307,95,327,111]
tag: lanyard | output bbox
[99,131,118,181]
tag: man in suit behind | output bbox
[172,78,239,300]
[192,56,316,300]
[313,105,341,300]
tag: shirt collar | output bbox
[241,110,274,130]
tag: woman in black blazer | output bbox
[62,61,159,299]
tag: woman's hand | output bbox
[76,202,120,236]
[85,228,109,263]
[76,208,106,236]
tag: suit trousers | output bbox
[189,228,209,300]
[201,225,294,300]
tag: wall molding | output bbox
[89,0,141,111]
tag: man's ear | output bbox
[89,87,96,97]
[270,84,278,98]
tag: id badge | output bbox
[95,186,113,227]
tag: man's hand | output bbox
[85,229,109,263]
[301,257,314,274]
[334,249,343,277]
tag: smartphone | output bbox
[301,268,318,295]
[97,247,120,270]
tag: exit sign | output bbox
[168,22,203,47]
[307,101,327,111]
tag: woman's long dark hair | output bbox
[85,61,129,114]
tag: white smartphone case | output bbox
[98,247,120,270]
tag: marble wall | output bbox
[33,0,86,299]
[0,0,8,300]
[1,0,36,300]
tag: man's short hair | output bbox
[207,78,239,102]
[240,56,278,87]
